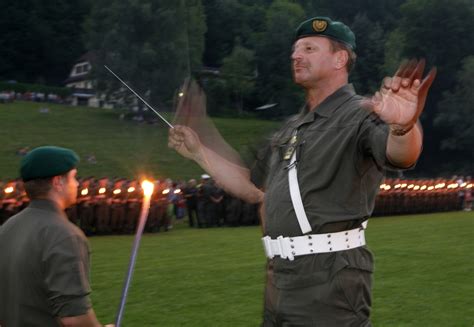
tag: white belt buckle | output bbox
[277,236,294,261]
[261,236,295,261]
[262,236,274,259]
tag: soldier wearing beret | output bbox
[0,146,113,326]
[169,16,436,326]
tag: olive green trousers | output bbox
[262,267,372,327]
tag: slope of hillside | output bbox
[0,101,281,180]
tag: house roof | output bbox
[75,51,97,65]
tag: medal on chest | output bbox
[283,133,298,161]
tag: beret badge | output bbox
[312,19,327,32]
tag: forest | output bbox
[0,0,472,174]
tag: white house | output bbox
[64,52,104,107]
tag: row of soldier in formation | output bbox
[373,177,473,216]
[0,175,259,234]
[0,175,472,233]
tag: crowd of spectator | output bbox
[0,175,471,235]
[0,90,64,104]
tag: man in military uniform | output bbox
[77,177,94,235]
[94,177,111,234]
[125,180,140,233]
[198,174,214,228]
[169,16,435,326]
[183,178,199,227]
[110,178,127,233]
[0,146,114,326]
[0,180,22,223]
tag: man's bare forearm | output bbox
[386,121,423,168]
[192,145,264,204]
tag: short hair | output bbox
[23,173,68,200]
[24,178,54,199]
[328,38,357,73]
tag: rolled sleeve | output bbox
[358,113,405,171]
[42,234,92,317]
[250,143,272,189]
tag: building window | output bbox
[74,63,90,75]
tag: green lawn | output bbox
[0,101,280,180]
[89,211,474,326]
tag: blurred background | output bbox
[0,0,472,177]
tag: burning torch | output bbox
[115,180,154,326]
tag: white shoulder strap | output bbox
[288,151,312,234]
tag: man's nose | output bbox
[291,48,303,61]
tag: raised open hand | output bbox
[369,59,437,132]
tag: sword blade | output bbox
[104,65,174,128]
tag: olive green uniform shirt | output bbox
[254,84,401,289]
[0,199,92,326]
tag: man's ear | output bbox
[51,175,63,189]
[335,50,349,70]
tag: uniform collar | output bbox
[28,199,66,217]
[297,84,356,125]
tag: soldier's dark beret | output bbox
[20,146,80,181]
[295,16,356,49]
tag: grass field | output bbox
[0,101,280,180]
[88,211,474,326]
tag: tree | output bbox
[434,56,474,174]
[255,0,306,116]
[0,0,91,84]
[349,13,385,95]
[383,0,474,173]
[221,41,256,114]
[84,0,206,109]
[201,0,266,67]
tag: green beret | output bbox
[295,16,356,50]
[20,146,80,181]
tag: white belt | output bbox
[262,224,367,261]
[288,151,312,234]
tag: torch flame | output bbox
[5,186,14,194]
[141,180,154,197]
[81,188,89,196]
[128,187,135,193]
[99,187,106,194]
[113,189,121,195]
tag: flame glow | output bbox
[4,186,14,194]
[99,187,106,194]
[128,187,135,193]
[141,180,154,197]
[113,189,121,195]
[162,188,170,195]
[81,188,88,196]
